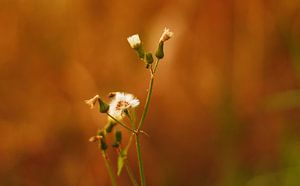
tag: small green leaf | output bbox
[155,41,164,59]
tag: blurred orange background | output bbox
[1,0,300,185]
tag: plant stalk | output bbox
[135,72,155,186]
[153,59,160,74]
[102,152,117,186]
[107,113,136,133]
[135,135,146,186]
[125,160,138,186]
[137,74,154,131]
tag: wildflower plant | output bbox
[85,27,173,186]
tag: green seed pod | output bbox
[115,130,122,143]
[97,129,107,150]
[135,45,145,60]
[98,98,109,113]
[145,52,154,64]
[155,41,164,59]
[112,130,122,148]
[105,121,116,133]
[100,138,108,150]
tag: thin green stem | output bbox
[107,113,136,134]
[102,151,117,186]
[134,71,156,186]
[125,115,140,186]
[117,143,138,186]
[126,134,135,151]
[128,110,149,137]
[116,141,138,186]
[135,135,146,186]
[124,161,138,186]
[153,59,160,74]
[126,109,136,129]
[137,73,154,131]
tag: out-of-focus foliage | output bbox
[0,0,300,185]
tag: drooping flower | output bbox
[159,28,174,42]
[127,34,142,49]
[108,92,140,120]
[85,95,100,109]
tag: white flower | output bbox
[85,95,100,109]
[159,28,174,42]
[108,92,140,120]
[127,34,141,49]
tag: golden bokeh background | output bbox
[1,0,300,185]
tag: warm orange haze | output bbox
[1,0,300,186]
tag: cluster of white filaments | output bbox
[108,92,140,120]
[127,34,141,49]
[159,28,174,42]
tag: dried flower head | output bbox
[108,92,140,120]
[89,135,102,142]
[85,95,100,109]
[159,28,173,42]
[127,34,141,49]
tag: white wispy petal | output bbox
[108,92,140,120]
[127,34,141,48]
[159,27,174,42]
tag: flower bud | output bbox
[115,130,122,143]
[136,46,145,60]
[112,130,122,148]
[127,34,141,49]
[98,98,109,113]
[100,138,108,150]
[105,121,116,133]
[96,130,108,150]
[145,52,154,65]
[155,41,164,59]
[127,34,145,60]
[159,28,173,42]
